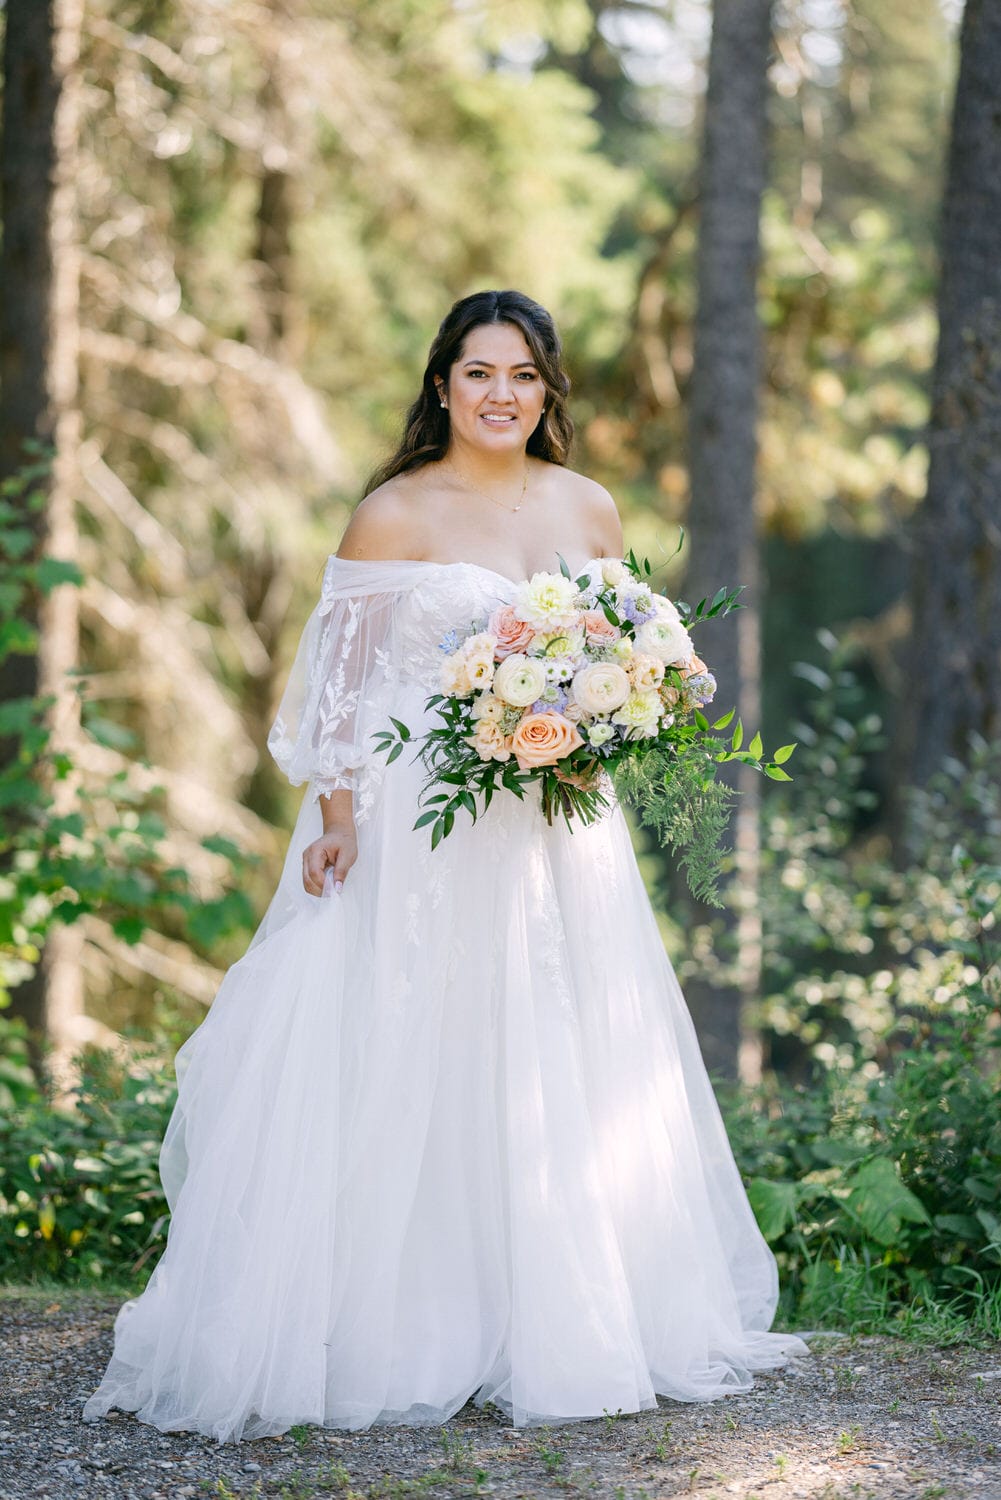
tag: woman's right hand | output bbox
[302,824,358,897]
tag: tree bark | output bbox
[683,0,773,1082]
[898,0,1001,797]
[0,0,85,1087]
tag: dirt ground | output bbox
[1,1288,999,1500]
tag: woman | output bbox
[83,289,807,1445]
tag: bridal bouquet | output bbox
[374,551,794,904]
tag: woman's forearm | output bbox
[319,787,355,831]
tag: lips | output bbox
[481,413,516,425]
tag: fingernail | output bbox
[334,879,343,895]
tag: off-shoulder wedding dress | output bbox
[82,555,807,1444]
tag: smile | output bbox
[480,413,517,425]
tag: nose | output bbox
[489,373,516,403]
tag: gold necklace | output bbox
[447,460,530,514]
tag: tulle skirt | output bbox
[82,698,807,1443]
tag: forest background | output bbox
[1,0,999,1337]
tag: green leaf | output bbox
[747,731,763,760]
[730,719,743,751]
[386,742,403,764]
[388,717,411,741]
[35,557,83,593]
[773,742,797,764]
[112,916,146,945]
[746,1178,801,1242]
[845,1158,930,1246]
[764,765,793,781]
[712,709,735,731]
[694,710,709,732]
[413,810,439,829]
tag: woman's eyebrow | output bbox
[462,359,539,368]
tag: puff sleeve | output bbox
[267,557,406,809]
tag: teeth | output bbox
[482,414,514,423]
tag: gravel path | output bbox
[1,1287,999,1499]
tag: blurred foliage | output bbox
[0,1041,177,1284]
[0,457,256,1076]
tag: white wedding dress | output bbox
[82,555,807,1444]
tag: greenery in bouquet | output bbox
[375,546,795,905]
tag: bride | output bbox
[82,288,808,1444]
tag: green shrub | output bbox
[724,788,1001,1335]
[0,1042,175,1285]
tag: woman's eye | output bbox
[516,371,538,380]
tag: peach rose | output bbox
[510,712,584,770]
[488,604,536,659]
[581,610,620,647]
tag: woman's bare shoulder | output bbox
[548,465,622,551]
[336,475,427,562]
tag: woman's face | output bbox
[436,322,546,457]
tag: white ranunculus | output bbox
[586,720,616,747]
[652,593,683,626]
[634,617,695,667]
[511,571,580,629]
[571,661,632,715]
[492,652,548,707]
[600,557,628,586]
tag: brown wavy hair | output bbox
[364,289,574,494]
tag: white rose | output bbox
[512,571,580,629]
[600,557,628,586]
[586,721,616,747]
[571,661,632,715]
[492,652,548,707]
[634,617,695,667]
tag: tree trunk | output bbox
[683,0,773,1082]
[898,0,1001,797]
[0,0,85,1089]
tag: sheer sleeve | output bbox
[267,556,413,813]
